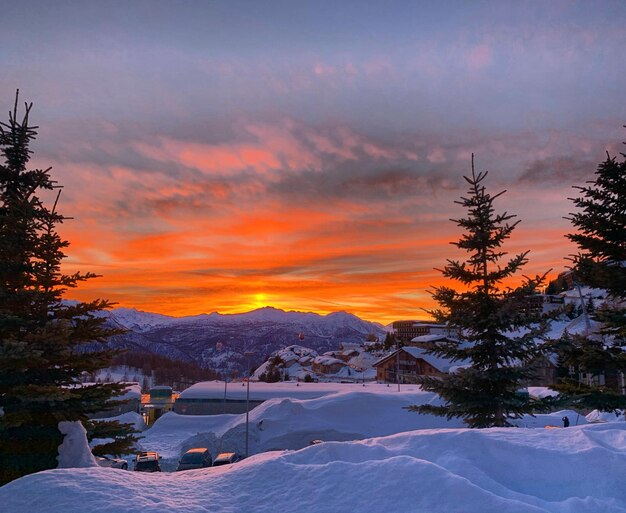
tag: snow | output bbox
[586,409,625,423]
[144,386,459,469]
[401,346,469,372]
[312,355,345,366]
[180,380,416,401]
[96,411,146,432]
[527,387,559,399]
[56,421,98,469]
[251,344,382,382]
[5,421,626,513]
[98,307,176,332]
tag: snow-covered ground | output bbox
[144,385,463,469]
[3,379,625,512]
[3,421,626,513]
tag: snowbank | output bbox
[56,421,97,469]
[141,387,460,469]
[179,380,417,400]
[4,423,626,513]
[586,409,625,423]
[527,387,559,399]
[95,411,146,432]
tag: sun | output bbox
[253,293,268,308]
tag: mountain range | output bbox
[92,306,387,375]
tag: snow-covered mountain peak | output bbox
[105,308,175,332]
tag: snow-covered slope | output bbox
[3,422,625,513]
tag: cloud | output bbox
[465,44,492,71]
[518,156,597,184]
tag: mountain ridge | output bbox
[94,306,387,375]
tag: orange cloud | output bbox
[43,118,590,325]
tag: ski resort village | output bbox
[2,2,626,512]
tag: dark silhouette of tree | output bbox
[408,156,550,427]
[551,131,626,412]
[0,92,124,484]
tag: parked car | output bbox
[96,455,128,470]
[176,448,213,471]
[212,452,241,467]
[134,451,161,472]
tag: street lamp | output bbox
[244,350,255,459]
[215,342,229,414]
[396,338,401,392]
[216,342,255,456]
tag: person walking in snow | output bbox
[562,416,570,428]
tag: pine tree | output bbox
[86,419,142,457]
[0,92,125,484]
[568,147,626,301]
[551,132,626,411]
[408,156,550,427]
[383,332,397,351]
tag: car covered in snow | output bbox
[176,448,213,471]
[212,452,241,467]
[96,455,128,470]
[134,451,161,472]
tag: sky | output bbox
[1,0,625,324]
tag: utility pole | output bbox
[396,339,400,392]
[244,351,254,458]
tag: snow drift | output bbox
[3,422,626,513]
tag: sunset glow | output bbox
[3,1,625,323]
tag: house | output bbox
[373,347,453,384]
[141,386,178,425]
[312,355,348,374]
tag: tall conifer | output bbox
[551,131,626,410]
[0,92,125,484]
[408,156,549,427]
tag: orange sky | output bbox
[6,2,625,324]
[48,133,582,325]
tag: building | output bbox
[141,386,178,425]
[392,320,457,343]
[373,347,455,384]
[312,355,348,374]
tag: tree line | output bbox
[110,351,221,390]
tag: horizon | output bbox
[108,304,392,325]
[2,1,626,325]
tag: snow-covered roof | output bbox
[118,383,142,400]
[313,356,346,366]
[402,347,468,373]
[373,347,468,373]
[179,381,386,401]
[410,334,452,343]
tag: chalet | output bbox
[373,347,457,384]
[312,355,348,374]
